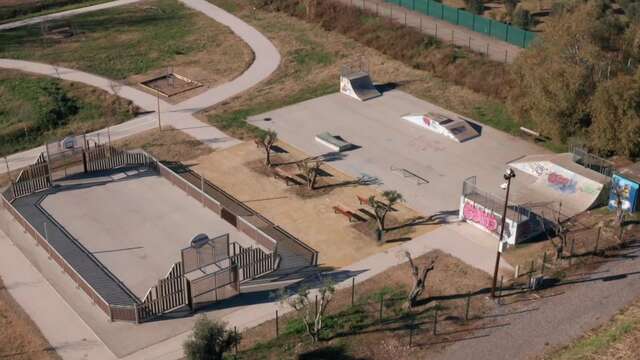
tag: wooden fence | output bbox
[137,262,188,322]
[84,144,153,173]
[10,153,51,200]
[231,243,279,282]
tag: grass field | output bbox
[0,0,252,84]
[0,0,113,24]
[237,250,494,359]
[0,276,59,360]
[0,69,135,156]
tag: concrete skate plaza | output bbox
[249,90,546,217]
[41,170,258,298]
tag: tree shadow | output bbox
[385,209,459,231]
[298,345,366,360]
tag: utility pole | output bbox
[492,168,516,298]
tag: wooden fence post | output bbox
[276,310,279,336]
[379,294,384,321]
[464,292,471,321]
[594,227,601,257]
[351,277,355,306]
[432,308,438,335]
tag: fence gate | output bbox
[10,153,51,200]
[137,262,188,322]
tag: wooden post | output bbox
[594,227,601,256]
[468,36,472,49]
[275,310,279,336]
[464,292,471,321]
[529,259,534,274]
[315,294,318,320]
[504,49,508,63]
[156,92,162,131]
[234,326,238,354]
[541,252,546,275]
[379,294,383,321]
[432,308,438,335]
[409,318,414,347]
[486,43,489,56]
[200,173,205,206]
[498,276,504,305]
[514,264,520,278]
[351,277,355,306]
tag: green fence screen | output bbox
[382,0,536,48]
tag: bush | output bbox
[183,317,241,360]
[465,0,485,15]
[512,6,533,29]
[504,0,519,16]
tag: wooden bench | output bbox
[356,195,370,205]
[333,204,360,223]
[273,167,300,186]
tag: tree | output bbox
[296,159,322,189]
[512,6,532,29]
[256,129,277,166]
[367,190,404,242]
[183,317,241,360]
[589,71,640,157]
[465,0,484,15]
[405,252,436,307]
[287,282,335,343]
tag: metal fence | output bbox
[384,0,536,48]
[462,176,532,223]
[569,144,614,178]
[182,234,230,274]
[190,264,239,310]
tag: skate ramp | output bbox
[340,71,381,101]
[510,153,610,218]
[402,113,479,143]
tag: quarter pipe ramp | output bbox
[340,71,381,101]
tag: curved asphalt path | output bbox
[0,0,281,173]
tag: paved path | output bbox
[339,0,521,63]
[0,0,281,174]
[439,240,640,360]
[0,0,142,31]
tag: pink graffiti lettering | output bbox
[422,116,431,126]
[463,202,498,232]
[547,172,571,186]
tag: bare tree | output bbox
[286,282,335,343]
[256,129,277,167]
[405,252,436,307]
[539,209,569,261]
[614,185,626,226]
[296,159,322,190]
[367,190,404,242]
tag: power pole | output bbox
[492,168,516,298]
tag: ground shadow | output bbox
[298,345,366,360]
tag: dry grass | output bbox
[545,297,640,360]
[0,276,60,360]
[239,250,494,359]
[115,126,214,162]
[255,0,510,99]
[190,140,436,268]
[503,209,637,279]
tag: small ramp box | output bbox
[315,132,354,152]
[340,71,381,101]
[402,113,479,143]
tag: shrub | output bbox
[183,317,241,360]
[465,0,485,15]
[512,6,533,29]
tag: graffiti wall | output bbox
[512,161,603,196]
[458,197,519,245]
[609,174,640,213]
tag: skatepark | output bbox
[0,0,628,359]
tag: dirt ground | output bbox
[503,208,638,278]
[0,276,60,360]
[190,140,437,268]
[115,126,214,162]
[239,249,495,359]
